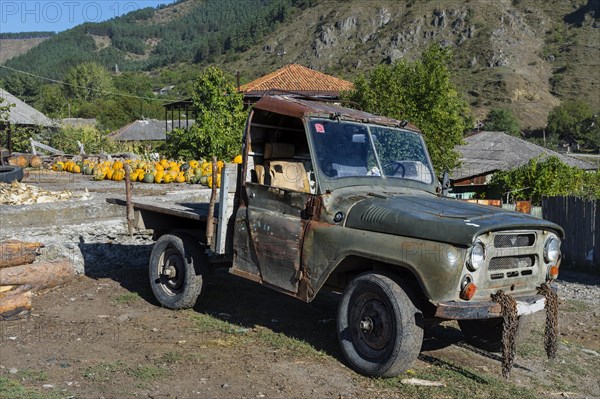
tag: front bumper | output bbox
[434,294,546,320]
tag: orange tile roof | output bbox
[240,64,354,96]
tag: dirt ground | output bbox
[0,172,599,399]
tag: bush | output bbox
[49,126,118,154]
[491,156,600,204]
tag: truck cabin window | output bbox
[309,119,433,184]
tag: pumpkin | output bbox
[52,162,64,172]
[83,165,93,175]
[143,172,155,183]
[112,169,125,181]
[30,155,44,168]
[175,172,186,183]
[106,169,115,180]
[188,160,199,169]
[113,160,124,170]
[73,165,81,174]
[207,175,221,188]
[180,162,190,172]
[93,167,107,181]
[233,155,243,164]
[154,170,165,183]
[162,173,174,184]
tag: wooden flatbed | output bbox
[107,198,214,222]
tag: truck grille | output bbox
[489,255,535,271]
[494,233,535,248]
[485,232,538,281]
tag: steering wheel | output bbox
[383,161,406,177]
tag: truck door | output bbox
[240,182,312,294]
[232,149,313,293]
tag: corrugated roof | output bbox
[452,131,596,180]
[0,88,54,127]
[240,64,354,97]
[109,119,195,141]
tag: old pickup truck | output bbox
[109,95,563,377]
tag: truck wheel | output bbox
[149,233,206,309]
[337,272,424,377]
[458,314,534,352]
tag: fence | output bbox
[542,197,599,270]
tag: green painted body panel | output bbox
[345,194,564,246]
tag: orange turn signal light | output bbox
[548,265,559,280]
[460,282,477,301]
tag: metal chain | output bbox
[537,283,559,359]
[491,290,519,378]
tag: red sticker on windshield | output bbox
[315,123,325,133]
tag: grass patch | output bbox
[113,292,140,305]
[187,311,326,358]
[84,361,167,383]
[374,356,539,399]
[254,327,324,357]
[561,300,591,313]
[83,361,127,382]
[188,312,247,335]
[0,376,63,399]
[17,369,48,383]
[126,365,166,381]
[157,351,183,364]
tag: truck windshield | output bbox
[309,119,434,185]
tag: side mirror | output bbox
[441,171,450,196]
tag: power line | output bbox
[0,64,174,103]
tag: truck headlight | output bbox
[544,236,560,263]
[468,242,485,271]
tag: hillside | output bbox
[1,0,598,129]
[0,32,54,64]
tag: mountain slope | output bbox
[1,0,598,129]
[223,0,599,128]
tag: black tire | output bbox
[337,272,424,377]
[149,233,206,309]
[458,314,534,352]
[0,166,23,183]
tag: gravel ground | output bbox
[555,270,600,304]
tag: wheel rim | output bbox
[350,291,394,359]
[157,247,185,296]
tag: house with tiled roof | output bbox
[240,64,354,103]
[164,64,354,126]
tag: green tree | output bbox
[49,125,117,154]
[63,62,115,103]
[547,100,597,150]
[484,108,521,136]
[161,66,245,160]
[347,45,472,174]
[491,156,600,204]
[35,84,67,118]
[0,97,13,123]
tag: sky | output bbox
[0,0,177,34]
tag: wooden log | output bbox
[0,285,32,320]
[0,240,44,269]
[0,260,74,289]
[0,285,16,293]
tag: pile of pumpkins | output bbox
[51,155,242,188]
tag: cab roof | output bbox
[253,95,420,132]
